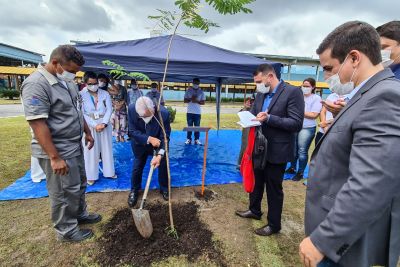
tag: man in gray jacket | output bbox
[300,21,400,267]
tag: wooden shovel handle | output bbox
[140,162,155,210]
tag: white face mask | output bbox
[193,84,199,89]
[256,83,270,94]
[131,84,138,89]
[325,55,357,96]
[87,84,99,92]
[98,81,106,88]
[141,115,153,124]
[301,86,312,95]
[56,65,76,82]
[381,50,394,67]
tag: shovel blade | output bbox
[131,209,153,238]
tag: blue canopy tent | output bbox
[75,35,281,129]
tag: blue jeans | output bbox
[290,127,316,174]
[186,113,201,140]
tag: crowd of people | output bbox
[19,20,400,267]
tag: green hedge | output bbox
[205,96,245,103]
[166,106,177,123]
[0,88,20,100]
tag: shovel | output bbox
[131,156,156,238]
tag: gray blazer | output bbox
[305,69,400,267]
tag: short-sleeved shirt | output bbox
[127,88,143,107]
[146,89,165,106]
[319,93,340,133]
[303,93,322,128]
[184,87,205,115]
[21,64,84,159]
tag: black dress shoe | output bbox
[235,210,261,220]
[128,191,139,208]
[292,172,304,182]
[254,225,280,236]
[285,167,296,174]
[161,190,169,201]
[78,213,102,224]
[58,229,94,242]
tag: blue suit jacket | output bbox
[250,81,304,164]
[128,105,171,156]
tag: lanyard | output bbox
[89,94,98,109]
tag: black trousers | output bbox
[315,131,324,146]
[131,145,168,193]
[249,161,286,231]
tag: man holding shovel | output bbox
[127,96,171,208]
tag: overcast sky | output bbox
[0,0,398,61]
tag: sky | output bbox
[0,0,398,61]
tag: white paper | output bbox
[237,111,261,128]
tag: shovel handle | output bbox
[139,159,155,210]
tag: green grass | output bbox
[171,113,240,130]
[0,116,31,189]
[0,97,21,105]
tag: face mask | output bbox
[142,115,153,124]
[98,81,106,88]
[114,80,121,85]
[381,50,394,67]
[325,55,357,96]
[301,86,312,95]
[87,85,99,92]
[256,83,270,94]
[193,84,199,89]
[151,88,158,92]
[131,85,138,90]
[56,64,76,82]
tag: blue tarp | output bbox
[75,35,281,84]
[0,130,307,201]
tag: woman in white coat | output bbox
[81,71,116,185]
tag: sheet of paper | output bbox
[237,111,261,128]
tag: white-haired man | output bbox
[127,96,171,207]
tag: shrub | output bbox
[166,106,177,123]
[0,88,20,100]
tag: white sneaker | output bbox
[194,140,202,145]
[185,139,191,145]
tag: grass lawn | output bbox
[0,114,307,267]
[0,98,21,105]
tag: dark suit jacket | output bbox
[305,69,400,267]
[128,105,171,157]
[250,81,304,164]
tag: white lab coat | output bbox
[81,88,115,180]
[31,156,46,182]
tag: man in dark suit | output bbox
[236,64,304,236]
[127,96,171,207]
[299,21,400,267]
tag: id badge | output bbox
[94,112,100,120]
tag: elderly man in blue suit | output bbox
[127,96,171,207]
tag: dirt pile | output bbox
[96,201,226,266]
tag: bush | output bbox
[0,88,20,100]
[166,106,177,123]
[205,96,245,103]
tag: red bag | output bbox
[240,127,256,193]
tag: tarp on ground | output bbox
[0,130,307,201]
